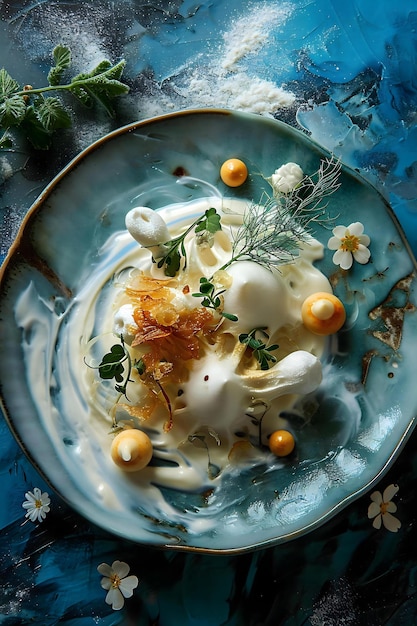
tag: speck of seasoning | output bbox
[204,375,209,381]
[172,166,189,177]
[183,285,190,294]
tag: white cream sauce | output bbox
[14,196,334,523]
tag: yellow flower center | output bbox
[380,502,389,515]
[35,499,42,509]
[110,574,122,589]
[340,234,360,253]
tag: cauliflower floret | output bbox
[271,162,304,194]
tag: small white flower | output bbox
[327,222,371,270]
[22,487,51,522]
[97,560,139,610]
[368,484,401,532]
[270,162,304,194]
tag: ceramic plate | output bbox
[1,109,417,553]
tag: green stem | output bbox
[16,82,82,97]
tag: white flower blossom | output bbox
[97,560,139,610]
[270,162,304,194]
[22,487,51,522]
[327,222,371,270]
[368,484,401,532]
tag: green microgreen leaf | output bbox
[239,328,278,370]
[195,207,222,234]
[155,208,222,277]
[134,358,146,376]
[192,275,237,321]
[98,344,126,382]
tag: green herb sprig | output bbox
[192,276,238,321]
[0,44,129,149]
[85,336,144,403]
[239,327,279,370]
[96,337,133,399]
[156,207,222,277]
[223,157,341,273]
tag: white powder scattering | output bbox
[187,71,294,115]
[221,3,293,72]
[138,2,296,119]
[0,157,13,182]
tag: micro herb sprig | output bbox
[156,207,222,277]
[85,336,142,402]
[192,277,238,321]
[0,44,129,150]
[96,337,133,400]
[220,157,341,273]
[239,327,279,370]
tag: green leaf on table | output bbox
[0,95,26,127]
[0,68,19,101]
[47,44,72,86]
[19,105,53,150]
[0,131,12,149]
[70,59,129,115]
[36,96,72,131]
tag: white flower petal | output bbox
[119,575,139,598]
[106,587,125,610]
[370,490,383,504]
[372,514,382,529]
[26,509,39,522]
[333,249,353,270]
[358,234,370,246]
[382,512,401,532]
[353,245,371,264]
[332,225,347,238]
[32,487,42,500]
[112,560,130,578]
[383,484,399,502]
[368,502,381,519]
[97,563,113,577]
[347,222,364,236]
[100,577,112,591]
[327,236,342,250]
[385,502,397,514]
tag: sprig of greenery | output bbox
[0,44,129,149]
[86,336,143,402]
[192,276,238,321]
[221,157,341,273]
[239,327,279,370]
[96,337,133,399]
[156,207,222,277]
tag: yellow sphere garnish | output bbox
[220,158,248,187]
[301,292,346,336]
[268,429,295,457]
[110,429,153,472]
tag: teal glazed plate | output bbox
[1,109,417,553]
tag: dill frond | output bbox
[222,157,341,272]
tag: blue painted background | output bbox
[1,1,417,623]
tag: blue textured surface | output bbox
[1,1,417,623]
